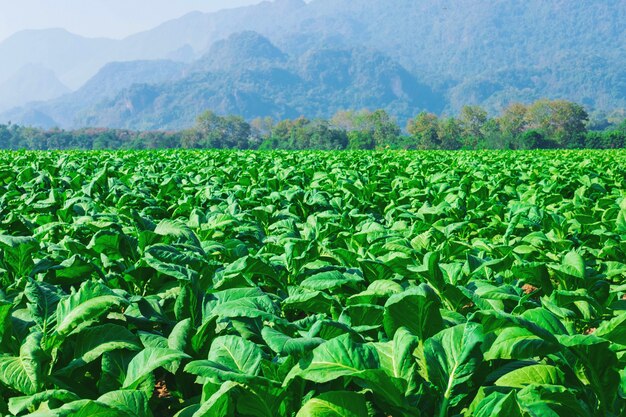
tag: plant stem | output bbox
[438,396,450,417]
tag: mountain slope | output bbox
[5,60,187,128]
[75,33,442,129]
[0,0,624,127]
[0,64,69,112]
[0,29,117,89]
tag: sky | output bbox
[0,0,264,42]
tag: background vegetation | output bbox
[1,100,624,151]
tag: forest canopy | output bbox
[1,100,624,151]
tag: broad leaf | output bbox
[383,284,444,340]
[424,322,484,413]
[495,365,565,388]
[296,391,368,417]
[55,281,127,337]
[123,348,190,389]
[286,334,380,384]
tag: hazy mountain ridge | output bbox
[74,33,441,129]
[0,0,624,129]
[0,64,69,112]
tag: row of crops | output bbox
[0,150,625,416]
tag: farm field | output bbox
[0,149,625,416]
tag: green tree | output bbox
[458,105,488,148]
[347,131,375,150]
[526,99,588,147]
[250,117,275,148]
[436,117,462,150]
[481,118,506,149]
[365,109,401,148]
[407,112,441,149]
[520,129,557,149]
[498,103,529,144]
[187,111,252,149]
[332,109,400,149]
[268,117,347,150]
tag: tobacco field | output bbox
[0,150,625,417]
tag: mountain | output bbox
[0,64,69,112]
[75,34,441,129]
[0,29,117,90]
[0,0,624,128]
[191,31,287,72]
[0,0,310,90]
[5,60,187,128]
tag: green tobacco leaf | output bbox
[122,348,190,389]
[0,332,45,395]
[145,244,206,270]
[8,390,79,415]
[351,369,408,411]
[0,235,39,277]
[53,255,101,283]
[519,308,568,336]
[485,327,559,360]
[97,390,153,417]
[517,384,590,417]
[0,300,12,344]
[424,322,484,413]
[469,391,525,417]
[100,350,135,393]
[208,335,263,375]
[549,251,587,289]
[375,327,420,384]
[25,278,64,334]
[154,220,201,247]
[55,281,128,337]
[495,365,565,388]
[343,304,384,330]
[236,385,289,417]
[470,310,559,347]
[70,324,142,366]
[191,317,217,358]
[616,208,626,234]
[262,327,324,356]
[283,287,335,313]
[168,318,193,352]
[594,312,626,345]
[383,284,444,340]
[296,391,368,417]
[347,280,403,305]
[145,256,197,281]
[286,334,380,384]
[557,334,620,414]
[562,251,586,279]
[22,399,126,417]
[189,381,238,417]
[185,336,264,385]
[299,270,363,291]
[208,292,280,323]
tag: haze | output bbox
[0,0,264,42]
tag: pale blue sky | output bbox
[0,0,264,42]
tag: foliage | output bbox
[0,149,625,416]
[0,100,625,151]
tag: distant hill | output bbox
[0,64,69,112]
[0,0,624,129]
[0,29,117,90]
[14,60,187,128]
[26,33,440,130]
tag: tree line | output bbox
[1,99,625,151]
